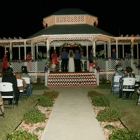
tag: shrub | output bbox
[23,107,46,123]
[38,95,53,107]
[92,96,110,107]
[6,129,38,140]
[104,124,115,130]
[43,90,59,100]
[96,108,120,122]
[109,128,140,140]
[87,90,102,99]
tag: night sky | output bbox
[0,0,140,38]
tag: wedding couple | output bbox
[68,49,81,72]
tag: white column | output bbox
[31,41,34,59]
[116,40,118,58]
[92,40,96,57]
[86,44,89,70]
[131,41,134,59]
[24,41,26,60]
[108,42,111,57]
[9,42,12,60]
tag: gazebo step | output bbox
[47,72,97,86]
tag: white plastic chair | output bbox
[122,78,136,100]
[0,77,2,82]
[111,75,122,94]
[0,82,15,109]
[135,75,140,87]
[17,79,27,100]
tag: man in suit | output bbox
[61,48,68,72]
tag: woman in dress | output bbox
[51,50,58,65]
[68,50,75,72]
[3,54,8,70]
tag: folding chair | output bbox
[0,77,2,82]
[0,82,15,109]
[111,75,122,94]
[17,79,27,100]
[0,93,4,117]
[21,77,33,95]
[135,75,140,87]
[122,78,136,100]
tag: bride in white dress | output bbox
[68,50,75,72]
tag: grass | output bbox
[32,83,50,90]
[0,83,140,139]
[0,95,40,140]
[104,93,140,133]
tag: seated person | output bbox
[0,93,4,115]
[20,66,33,96]
[119,66,135,98]
[137,87,140,105]
[111,66,123,93]
[15,72,27,96]
[2,67,19,105]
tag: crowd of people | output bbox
[111,64,136,99]
[0,66,32,107]
[51,48,82,72]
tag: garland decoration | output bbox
[60,43,83,51]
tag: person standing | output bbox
[61,48,68,72]
[68,50,75,72]
[2,67,19,105]
[112,48,116,59]
[74,49,81,72]
[89,49,93,63]
[3,54,8,70]
[27,52,32,60]
[51,50,58,65]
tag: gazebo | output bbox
[0,8,140,85]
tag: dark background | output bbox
[0,0,140,38]
[0,0,140,59]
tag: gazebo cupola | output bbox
[42,8,98,28]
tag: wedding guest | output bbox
[27,52,32,60]
[112,48,116,59]
[111,66,123,93]
[15,72,27,95]
[74,49,81,72]
[124,52,130,59]
[119,66,135,98]
[89,49,93,63]
[51,50,58,65]
[2,67,19,105]
[3,54,8,70]
[61,48,68,72]
[20,66,32,96]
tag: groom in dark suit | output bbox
[74,49,81,72]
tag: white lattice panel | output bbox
[55,15,85,24]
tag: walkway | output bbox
[34,88,109,140]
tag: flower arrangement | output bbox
[81,55,87,60]
[133,62,140,70]
[38,51,42,58]
[60,43,82,51]
[93,61,100,72]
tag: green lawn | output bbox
[0,83,140,139]
[0,95,40,140]
[104,93,140,133]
